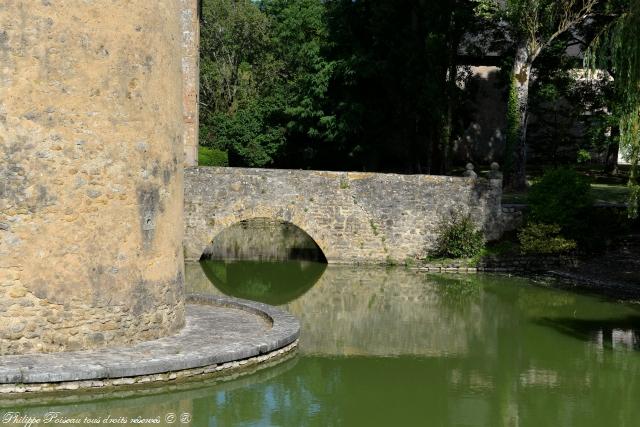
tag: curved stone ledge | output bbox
[0,296,300,394]
[1,347,299,407]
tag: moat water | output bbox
[3,261,640,427]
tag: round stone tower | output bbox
[0,2,185,354]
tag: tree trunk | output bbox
[506,44,533,190]
[605,142,620,175]
[605,127,620,175]
[440,99,453,174]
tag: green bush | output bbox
[208,99,285,167]
[518,223,576,254]
[434,214,485,259]
[527,167,593,237]
[198,146,229,167]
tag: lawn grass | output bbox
[504,182,630,205]
[590,183,630,204]
[451,164,631,204]
[501,165,631,205]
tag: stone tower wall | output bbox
[0,1,185,354]
[181,0,200,167]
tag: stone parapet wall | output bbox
[501,204,526,232]
[185,167,504,264]
[0,2,185,354]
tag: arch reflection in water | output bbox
[197,218,328,305]
[199,260,326,306]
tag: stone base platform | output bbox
[0,295,300,395]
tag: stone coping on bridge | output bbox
[0,296,299,395]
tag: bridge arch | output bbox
[185,205,338,263]
[184,167,504,264]
[201,216,328,263]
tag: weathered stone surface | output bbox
[0,298,299,391]
[0,2,185,354]
[181,0,200,167]
[184,167,504,264]
[501,204,526,232]
[0,343,296,403]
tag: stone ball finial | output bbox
[463,163,477,178]
[489,162,503,180]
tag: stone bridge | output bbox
[184,167,503,264]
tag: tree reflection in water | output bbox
[185,262,640,426]
[6,265,640,427]
[199,260,326,305]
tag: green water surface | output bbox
[4,261,640,427]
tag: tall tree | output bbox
[200,0,274,115]
[199,0,480,172]
[199,0,287,167]
[199,0,335,168]
[324,0,470,173]
[261,0,336,167]
[440,0,478,174]
[586,0,640,216]
[475,0,599,189]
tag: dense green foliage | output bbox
[518,223,577,254]
[523,167,634,252]
[199,0,474,173]
[434,214,485,259]
[198,0,633,183]
[527,167,594,236]
[586,0,640,217]
[319,0,473,173]
[199,0,289,167]
[528,37,617,166]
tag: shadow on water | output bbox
[535,316,640,351]
[200,260,326,305]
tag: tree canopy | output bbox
[199,0,475,173]
[586,0,640,216]
[198,0,637,200]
